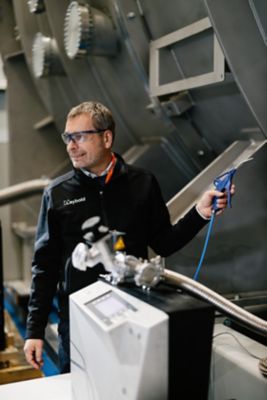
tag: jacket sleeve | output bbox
[147,175,208,257]
[25,188,61,339]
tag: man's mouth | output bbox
[70,153,85,160]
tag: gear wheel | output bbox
[32,33,64,78]
[64,1,94,59]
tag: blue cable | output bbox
[193,211,216,281]
[192,159,253,281]
[193,167,236,281]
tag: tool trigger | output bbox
[212,168,236,212]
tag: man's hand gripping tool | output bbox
[212,169,236,212]
[212,158,253,212]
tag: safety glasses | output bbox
[61,129,106,144]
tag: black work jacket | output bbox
[26,155,207,339]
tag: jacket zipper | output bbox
[99,189,108,227]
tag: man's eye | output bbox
[75,134,83,142]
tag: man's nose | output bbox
[67,138,78,149]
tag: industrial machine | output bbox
[70,281,214,399]
[68,215,267,400]
[70,221,214,399]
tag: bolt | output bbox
[127,11,136,20]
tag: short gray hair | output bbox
[67,101,115,141]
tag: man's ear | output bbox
[103,130,113,148]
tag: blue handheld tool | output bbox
[212,168,236,212]
[193,157,253,281]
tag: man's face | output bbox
[64,113,112,173]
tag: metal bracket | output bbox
[149,17,225,97]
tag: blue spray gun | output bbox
[212,168,237,212]
[193,157,253,281]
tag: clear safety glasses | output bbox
[61,129,107,144]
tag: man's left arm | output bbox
[147,176,234,257]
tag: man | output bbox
[24,101,233,373]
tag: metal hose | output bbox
[163,268,267,336]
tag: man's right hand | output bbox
[24,338,44,369]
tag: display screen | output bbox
[94,295,128,318]
[85,291,136,324]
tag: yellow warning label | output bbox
[114,236,125,251]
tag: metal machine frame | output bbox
[149,17,225,97]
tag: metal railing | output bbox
[0,178,50,206]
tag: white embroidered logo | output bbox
[63,197,86,206]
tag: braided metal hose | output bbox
[163,268,267,336]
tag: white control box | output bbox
[70,281,168,400]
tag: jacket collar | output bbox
[74,152,128,183]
